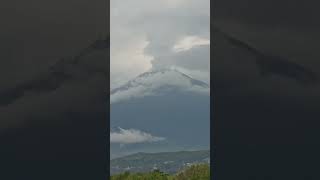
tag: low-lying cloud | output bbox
[110,128,165,144]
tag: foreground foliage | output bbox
[110,164,210,180]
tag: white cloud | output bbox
[110,128,165,144]
[173,36,210,52]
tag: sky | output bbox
[110,0,210,89]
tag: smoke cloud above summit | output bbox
[111,0,210,88]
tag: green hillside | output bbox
[111,150,210,175]
[110,163,210,180]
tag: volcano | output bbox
[110,68,210,158]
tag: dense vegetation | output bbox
[110,164,210,180]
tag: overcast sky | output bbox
[110,0,210,88]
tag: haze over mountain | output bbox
[110,68,210,158]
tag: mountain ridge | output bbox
[110,68,209,104]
